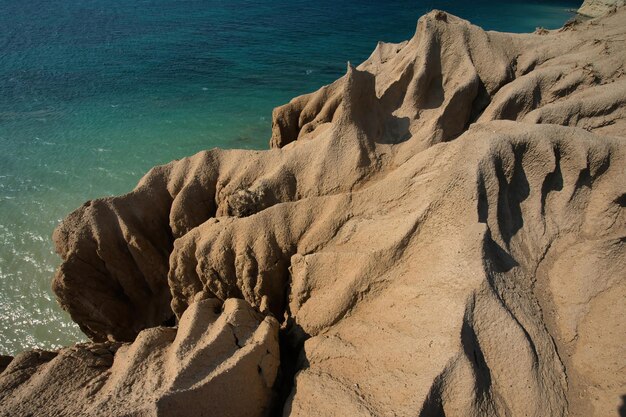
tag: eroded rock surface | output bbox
[3,8,626,417]
[0,298,279,417]
[579,0,626,17]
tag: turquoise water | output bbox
[0,0,579,355]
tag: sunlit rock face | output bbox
[0,298,280,417]
[2,8,626,417]
[579,0,626,17]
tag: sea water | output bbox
[0,0,580,354]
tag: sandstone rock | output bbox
[30,8,626,417]
[578,0,626,17]
[53,10,626,345]
[0,298,280,417]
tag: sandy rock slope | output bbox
[2,8,625,417]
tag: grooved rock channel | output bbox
[1,9,625,417]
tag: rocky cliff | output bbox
[1,8,625,417]
[579,0,626,17]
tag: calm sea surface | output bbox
[0,0,580,354]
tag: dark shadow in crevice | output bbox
[162,315,176,327]
[531,83,543,109]
[541,145,563,216]
[414,38,444,112]
[461,318,492,399]
[380,61,415,112]
[270,320,311,417]
[495,143,530,245]
[568,151,611,205]
[379,115,412,144]
[484,229,519,273]
[575,151,611,190]
[575,165,592,189]
[466,77,491,129]
[418,375,447,417]
[477,173,489,223]
[423,73,445,110]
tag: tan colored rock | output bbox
[31,8,626,417]
[578,0,625,17]
[172,120,625,417]
[53,9,626,345]
[0,298,280,417]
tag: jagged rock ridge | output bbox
[0,298,279,417]
[1,8,625,417]
[578,0,626,17]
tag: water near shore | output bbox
[0,0,579,354]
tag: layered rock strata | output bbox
[2,7,626,417]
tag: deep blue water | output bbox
[0,0,580,354]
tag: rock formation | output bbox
[578,0,626,17]
[0,298,279,417]
[2,7,625,417]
